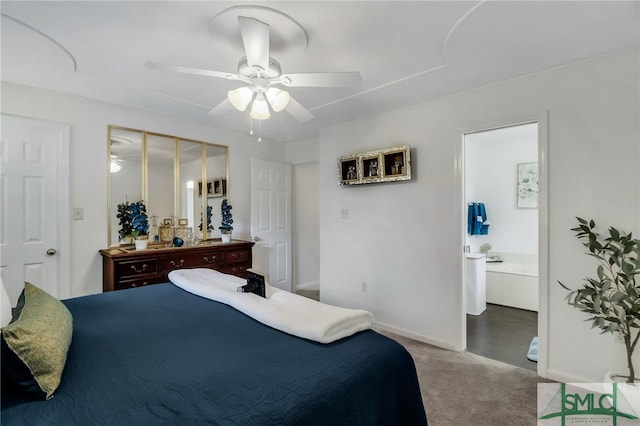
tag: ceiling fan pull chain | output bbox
[249,116,254,136]
[258,120,263,143]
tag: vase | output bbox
[134,239,148,250]
[221,233,231,243]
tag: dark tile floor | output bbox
[467,303,538,371]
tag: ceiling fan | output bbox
[147,16,362,122]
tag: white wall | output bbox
[286,135,319,165]
[288,136,321,291]
[292,162,320,291]
[465,124,538,255]
[318,49,639,382]
[1,82,286,297]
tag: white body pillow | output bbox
[169,268,374,344]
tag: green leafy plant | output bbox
[219,199,233,234]
[116,201,132,241]
[199,205,214,232]
[559,217,640,383]
[117,200,148,240]
[128,201,148,239]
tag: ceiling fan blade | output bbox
[146,61,246,82]
[285,96,314,122]
[279,72,362,88]
[208,98,233,116]
[238,16,270,72]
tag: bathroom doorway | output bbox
[463,122,539,371]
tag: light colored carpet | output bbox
[295,290,546,424]
[378,330,552,426]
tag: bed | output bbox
[1,280,427,425]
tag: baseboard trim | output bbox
[295,280,319,291]
[546,369,593,383]
[374,322,462,352]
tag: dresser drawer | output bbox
[159,252,221,271]
[117,258,159,279]
[116,275,168,291]
[225,249,251,264]
[220,264,250,278]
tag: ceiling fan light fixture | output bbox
[110,154,122,173]
[228,86,254,111]
[250,93,271,120]
[265,87,290,112]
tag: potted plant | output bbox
[116,201,133,244]
[199,205,214,237]
[219,199,233,243]
[559,217,640,383]
[129,201,149,250]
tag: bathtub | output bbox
[485,261,538,311]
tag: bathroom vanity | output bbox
[466,253,487,315]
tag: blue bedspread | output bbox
[2,283,427,425]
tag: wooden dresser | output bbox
[99,240,254,292]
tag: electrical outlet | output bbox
[361,282,367,292]
[340,208,349,219]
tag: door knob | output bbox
[252,236,261,242]
[46,248,57,256]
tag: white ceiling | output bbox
[2,1,638,143]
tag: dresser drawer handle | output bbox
[231,253,244,260]
[204,256,216,264]
[130,264,147,273]
[170,259,185,267]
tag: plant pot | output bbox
[604,371,639,383]
[134,239,148,250]
[221,233,231,243]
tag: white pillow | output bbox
[1,275,13,326]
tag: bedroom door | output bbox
[0,115,70,304]
[250,159,292,292]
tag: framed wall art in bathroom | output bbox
[517,162,538,208]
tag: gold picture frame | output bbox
[198,178,227,198]
[362,155,381,179]
[382,149,408,177]
[338,157,360,184]
[337,145,412,185]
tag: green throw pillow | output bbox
[1,282,73,399]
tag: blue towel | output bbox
[467,203,474,234]
[478,203,489,235]
[467,202,490,235]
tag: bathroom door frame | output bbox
[459,111,549,378]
